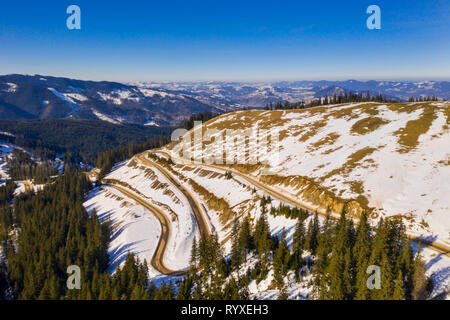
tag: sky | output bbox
[0,0,449,82]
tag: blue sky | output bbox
[0,0,448,81]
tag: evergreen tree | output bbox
[230,218,242,271]
[238,216,253,262]
[291,219,305,277]
[177,275,194,300]
[273,229,290,289]
[393,270,405,300]
[306,212,319,255]
[354,212,372,300]
[411,252,429,300]
[190,237,198,269]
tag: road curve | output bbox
[134,153,211,239]
[155,149,450,259]
[104,183,186,276]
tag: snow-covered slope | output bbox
[86,101,449,297]
[83,159,200,276]
[170,101,450,244]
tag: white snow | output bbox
[48,88,82,115]
[139,88,172,98]
[4,82,18,93]
[85,159,200,278]
[144,120,160,127]
[84,186,161,274]
[97,89,141,105]
[92,109,122,124]
[65,93,88,102]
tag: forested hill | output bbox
[0,119,170,164]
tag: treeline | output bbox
[184,199,430,300]
[264,91,399,110]
[96,135,170,181]
[408,96,442,102]
[261,196,309,220]
[1,168,106,299]
[6,148,58,184]
[180,111,219,130]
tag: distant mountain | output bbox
[1,75,448,125]
[0,74,230,126]
[140,80,450,108]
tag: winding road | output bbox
[103,183,186,276]
[153,149,450,259]
[99,151,213,276]
[134,152,212,239]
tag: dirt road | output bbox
[134,153,211,239]
[104,183,186,276]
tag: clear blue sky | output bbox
[0,0,448,81]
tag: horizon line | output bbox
[2,73,450,84]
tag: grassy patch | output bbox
[323,147,378,179]
[321,145,343,155]
[298,120,327,142]
[350,116,389,135]
[387,103,417,114]
[310,132,340,150]
[444,104,450,125]
[394,105,438,153]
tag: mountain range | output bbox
[0,74,224,126]
[1,74,449,126]
[138,79,450,108]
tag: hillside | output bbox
[83,101,450,299]
[170,101,450,244]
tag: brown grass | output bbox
[310,132,340,150]
[350,116,389,135]
[394,105,438,153]
[298,120,327,142]
[323,147,378,179]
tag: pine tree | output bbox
[411,252,429,300]
[273,229,290,289]
[291,219,305,276]
[393,270,405,300]
[354,211,372,300]
[238,216,253,262]
[397,238,414,299]
[278,286,288,300]
[377,252,394,300]
[323,209,353,300]
[306,212,319,255]
[223,276,241,300]
[177,275,194,300]
[230,217,242,270]
[190,237,198,269]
